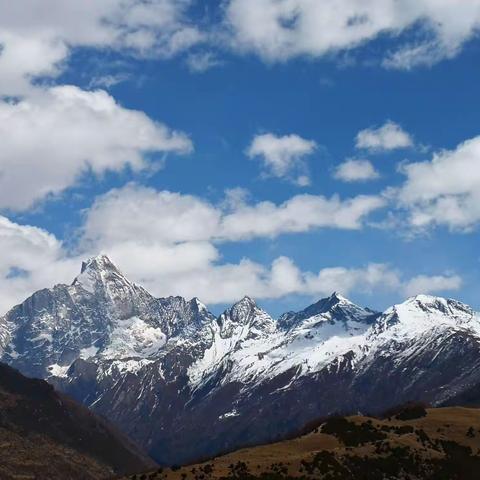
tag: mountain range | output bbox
[1,254,480,465]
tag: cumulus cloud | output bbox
[247,133,317,185]
[397,135,480,230]
[0,2,199,212]
[219,194,385,239]
[61,183,457,306]
[1,0,478,96]
[356,121,413,152]
[81,184,386,247]
[0,0,203,96]
[0,216,78,313]
[138,259,404,305]
[224,0,480,67]
[404,274,463,297]
[301,263,402,298]
[334,159,380,182]
[81,186,221,247]
[0,193,462,313]
[77,184,388,302]
[0,86,192,211]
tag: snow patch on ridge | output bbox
[48,363,70,378]
[80,345,99,359]
[219,409,239,420]
[101,317,166,359]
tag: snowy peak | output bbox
[191,297,208,313]
[72,257,214,335]
[69,254,157,322]
[385,294,474,323]
[371,294,478,340]
[217,296,276,338]
[153,295,215,338]
[72,254,133,294]
[79,254,119,275]
[309,292,359,314]
[325,291,351,306]
[224,296,274,327]
[188,297,215,325]
[279,292,378,330]
[404,294,473,317]
[229,296,259,321]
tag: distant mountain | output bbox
[1,255,480,465]
[0,362,155,480]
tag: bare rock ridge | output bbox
[1,255,480,465]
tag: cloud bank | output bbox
[225,0,480,68]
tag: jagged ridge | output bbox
[1,255,479,465]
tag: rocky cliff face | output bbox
[1,255,480,465]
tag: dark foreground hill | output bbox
[0,362,155,480]
[120,406,480,480]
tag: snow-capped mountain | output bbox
[1,255,479,465]
[0,255,213,379]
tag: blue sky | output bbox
[1,1,480,316]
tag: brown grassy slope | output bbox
[121,406,480,480]
[0,362,156,480]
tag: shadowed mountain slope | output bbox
[0,362,155,480]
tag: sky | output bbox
[0,0,480,316]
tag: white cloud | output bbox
[0,0,203,96]
[81,184,386,247]
[147,259,405,304]
[404,274,462,297]
[0,86,192,211]
[302,263,402,298]
[383,40,458,70]
[82,186,221,247]
[0,2,197,211]
[219,194,385,240]
[185,51,222,73]
[334,159,380,182]
[0,200,463,312]
[88,73,132,89]
[75,184,389,303]
[247,133,317,185]
[1,0,478,95]
[397,135,480,230]
[67,184,456,305]
[356,121,413,152]
[224,0,480,68]
[0,216,78,314]
[91,251,403,305]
